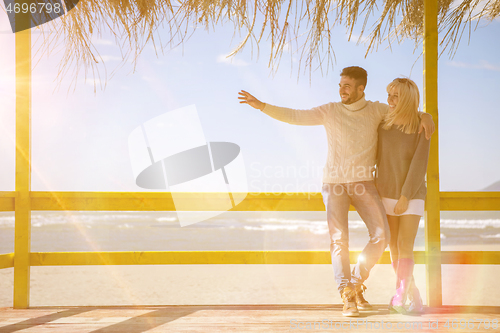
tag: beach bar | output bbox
[1,0,500,317]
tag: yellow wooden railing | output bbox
[2,0,498,309]
[1,191,499,308]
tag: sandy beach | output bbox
[1,260,500,308]
[1,211,499,308]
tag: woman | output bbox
[375,78,431,314]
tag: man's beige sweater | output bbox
[261,95,389,184]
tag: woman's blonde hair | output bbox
[383,78,421,134]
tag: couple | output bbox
[238,66,433,316]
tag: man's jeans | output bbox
[321,181,389,293]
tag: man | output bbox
[238,66,434,316]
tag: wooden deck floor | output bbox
[1,305,499,332]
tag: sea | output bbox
[1,211,500,253]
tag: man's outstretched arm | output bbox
[237,90,327,126]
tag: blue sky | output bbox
[0,7,499,193]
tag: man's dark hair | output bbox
[340,66,368,88]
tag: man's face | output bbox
[338,76,364,105]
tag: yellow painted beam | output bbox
[29,251,412,266]
[441,192,500,198]
[30,192,331,211]
[14,9,32,309]
[440,192,500,211]
[0,191,491,212]
[29,251,500,266]
[0,253,15,269]
[424,0,442,307]
[440,251,500,265]
[30,191,176,211]
[0,192,16,211]
[27,191,500,211]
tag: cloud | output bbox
[99,55,123,62]
[141,75,155,83]
[85,78,105,88]
[447,60,500,72]
[449,0,495,21]
[216,54,250,67]
[92,38,114,46]
[347,32,370,44]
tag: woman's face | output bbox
[387,86,399,111]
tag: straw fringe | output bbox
[33,0,500,85]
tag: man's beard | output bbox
[342,91,360,105]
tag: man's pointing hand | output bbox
[238,90,266,110]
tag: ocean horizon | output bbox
[1,211,499,254]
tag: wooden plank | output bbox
[0,253,14,269]
[29,251,393,265]
[423,0,442,308]
[23,250,500,266]
[441,251,500,265]
[0,192,15,212]
[29,191,330,211]
[30,191,177,211]
[0,198,15,212]
[30,192,329,211]
[33,250,499,266]
[441,192,500,211]
[14,10,32,309]
[28,191,500,211]
[0,191,486,212]
[1,305,499,333]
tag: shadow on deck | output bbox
[0,304,499,332]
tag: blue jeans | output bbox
[321,181,389,293]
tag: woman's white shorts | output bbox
[381,197,425,217]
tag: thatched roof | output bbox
[34,0,500,82]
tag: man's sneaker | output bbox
[341,286,359,317]
[354,284,373,310]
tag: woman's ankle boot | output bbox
[389,258,414,314]
[391,260,400,289]
[407,276,424,314]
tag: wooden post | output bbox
[423,0,442,307]
[14,5,32,309]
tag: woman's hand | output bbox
[394,195,409,215]
[238,90,265,110]
[418,113,435,140]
